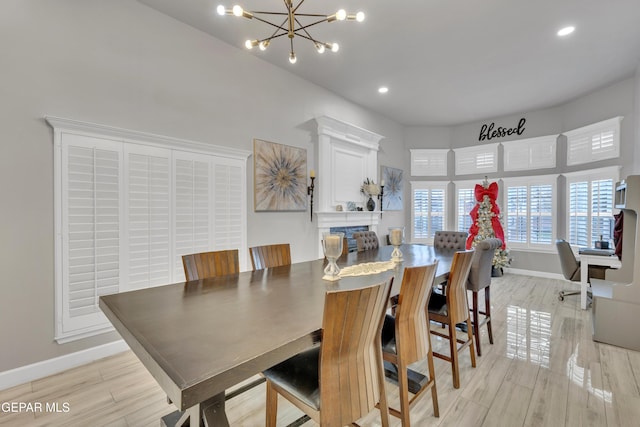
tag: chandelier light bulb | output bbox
[259,40,269,51]
[331,43,339,53]
[289,53,297,64]
[356,11,365,22]
[557,26,575,37]
[336,9,347,21]
[232,5,243,17]
[216,5,226,15]
[315,43,325,54]
[245,39,258,49]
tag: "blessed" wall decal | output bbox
[479,117,526,141]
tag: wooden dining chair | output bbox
[263,279,393,427]
[249,243,291,270]
[182,249,240,281]
[381,264,440,425]
[427,249,476,389]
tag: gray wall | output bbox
[405,76,637,275]
[0,0,404,372]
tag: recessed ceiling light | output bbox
[378,86,389,94]
[557,26,575,37]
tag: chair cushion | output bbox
[353,231,379,251]
[433,231,468,251]
[380,314,397,354]
[428,292,448,316]
[262,347,320,410]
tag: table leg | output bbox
[161,392,229,427]
[580,259,589,310]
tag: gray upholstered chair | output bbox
[353,231,380,252]
[556,239,608,301]
[466,238,502,356]
[433,231,468,251]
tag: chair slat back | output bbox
[182,250,239,281]
[319,279,393,426]
[395,263,438,364]
[249,243,291,270]
[445,250,475,323]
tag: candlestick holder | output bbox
[322,232,344,281]
[307,175,315,222]
[389,227,404,262]
[378,184,384,216]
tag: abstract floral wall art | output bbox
[254,139,307,211]
[381,165,403,210]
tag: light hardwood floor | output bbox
[2,274,640,426]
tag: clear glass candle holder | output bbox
[388,227,404,262]
[322,232,344,281]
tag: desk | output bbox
[579,254,622,310]
[99,244,452,426]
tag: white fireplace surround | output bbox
[314,116,385,257]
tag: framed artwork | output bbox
[381,165,403,210]
[254,139,307,211]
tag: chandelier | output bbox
[216,1,365,64]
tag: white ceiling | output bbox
[139,0,640,126]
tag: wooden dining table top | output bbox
[99,244,454,411]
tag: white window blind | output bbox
[453,143,498,175]
[410,149,448,176]
[124,146,171,291]
[566,168,618,247]
[565,117,622,166]
[411,182,447,243]
[50,117,250,342]
[455,182,475,233]
[504,176,556,250]
[503,135,557,171]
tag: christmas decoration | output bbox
[466,178,511,272]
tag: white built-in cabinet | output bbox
[47,117,250,343]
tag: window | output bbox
[503,135,557,171]
[454,181,477,233]
[411,181,447,243]
[49,118,250,342]
[503,176,556,250]
[565,117,622,166]
[410,149,448,176]
[565,167,619,247]
[453,143,498,175]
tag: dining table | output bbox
[99,244,455,427]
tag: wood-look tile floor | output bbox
[2,274,640,426]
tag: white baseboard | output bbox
[505,268,565,280]
[0,340,129,391]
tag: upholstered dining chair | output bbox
[428,249,476,389]
[249,243,291,270]
[433,231,468,251]
[263,279,393,427]
[381,264,440,425]
[182,249,239,281]
[353,231,380,252]
[556,239,608,301]
[466,238,502,356]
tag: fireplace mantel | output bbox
[313,116,384,257]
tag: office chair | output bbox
[556,240,607,301]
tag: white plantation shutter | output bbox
[124,146,171,291]
[565,117,622,166]
[212,161,244,249]
[50,117,250,342]
[61,134,122,337]
[410,149,448,176]
[173,154,211,283]
[456,185,475,233]
[504,176,556,249]
[453,144,498,175]
[503,135,557,171]
[566,168,617,246]
[411,182,447,242]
